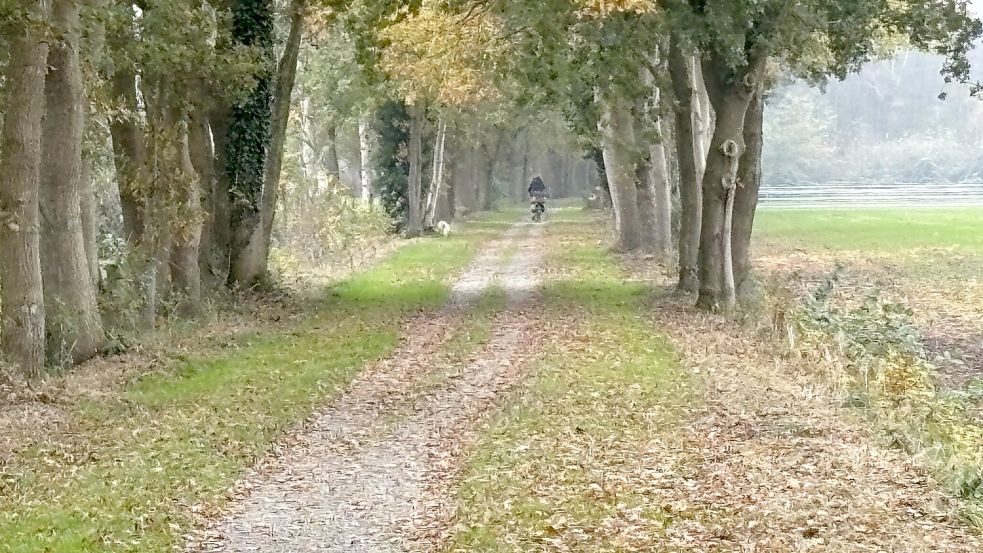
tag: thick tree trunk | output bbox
[109,68,147,245]
[406,101,425,236]
[358,114,375,202]
[0,0,50,376]
[226,0,275,288]
[632,75,672,258]
[40,0,105,365]
[79,161,100,286]
[695,51,764,312]
[668,37,703,293]
[598,93,643,252]
[109,59,158,326]
[233,0,305,285]
[733,89,764,297]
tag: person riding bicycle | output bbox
[528,176,548,222]
[528,175,547,199]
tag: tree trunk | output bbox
[406,101,426,236]
[733,89,764,297]
[235,0,305,286]
[209,105,233,283]
[695,51,764,311]
[79,161,100,287]
[109,68,147,245]
[226,0,275,288]
[598,93,643,252]
[188,93,218,286]
[108,49,158,327]
[424,119,447,228]
[324,123,340,180]
[668,36,703,293]
[358,114,375,202]
[720,140,740,313]
[0,0,50,376]
[649,135,673,259]
[445,156,457,221]
[39,0,105,365]
[477,153,494,211]
[169,112,203,318]
[632,75,672,258]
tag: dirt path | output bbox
[186,221,545,552]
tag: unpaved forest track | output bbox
[186,221,545,552]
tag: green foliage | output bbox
[372,99,411,226]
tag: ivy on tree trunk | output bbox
[226,0,274,287]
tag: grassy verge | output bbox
[447,209,696,551]
[0,217,502,553]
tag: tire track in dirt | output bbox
[186,221,545,552]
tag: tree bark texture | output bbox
[695,50,765,312]
[0,0,51,376]
[733,89,764,297]
[169,114,204,318]
[668,36,703,293]
[598,93,643,252]
[232,0,305,286]
[358,114,375,203]
[40,0,105,364]
[406,102,426,236]
[188,93,219,285]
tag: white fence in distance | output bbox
[758,183,983,209]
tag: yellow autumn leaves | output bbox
[379,5,504,107]
[577,0,658,17]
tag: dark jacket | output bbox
[528,177,546,196]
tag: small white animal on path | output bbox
[436,221,451,237]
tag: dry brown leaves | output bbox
[649,297,981,551]
[756,247,983,387]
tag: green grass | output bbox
[755,207,983,254]
[447,209,696,551]
[0,218,503,553]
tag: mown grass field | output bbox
[754,207,983,254]
[0,215,516,553]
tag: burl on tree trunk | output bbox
[695,50,766,312]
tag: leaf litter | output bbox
[439,214,982,552]
[185,221,547,552]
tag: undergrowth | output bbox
[790,271,983,525]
